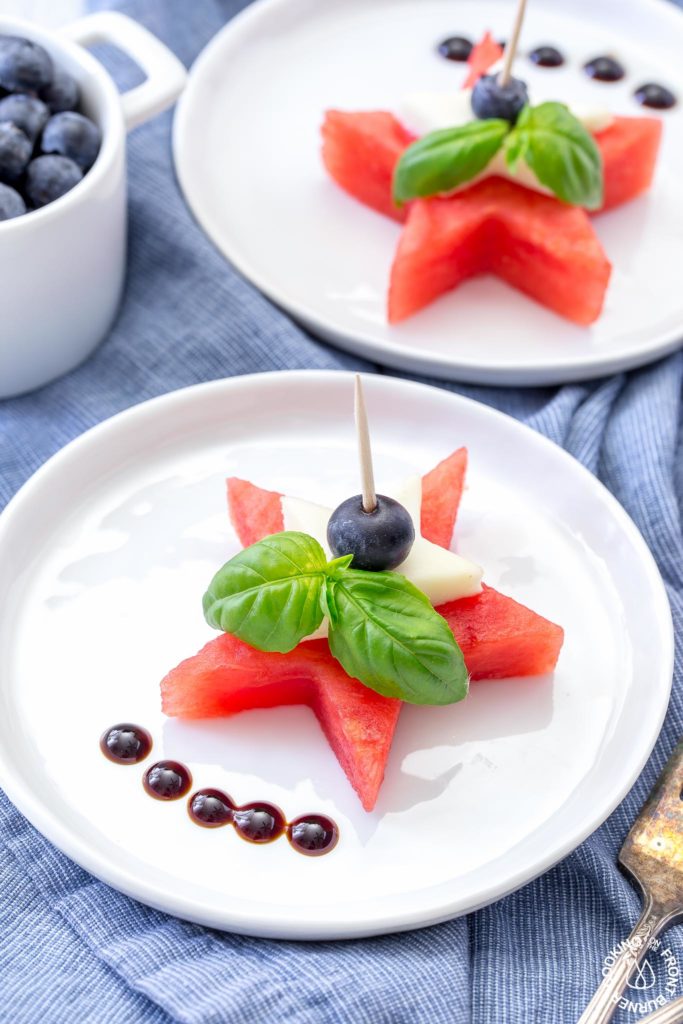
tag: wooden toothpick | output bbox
[354,374,377,513]
[498,0,527,87]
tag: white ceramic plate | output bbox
[0,371,673,938]
[173,0,683,385]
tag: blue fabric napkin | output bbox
[1,2,682,1021]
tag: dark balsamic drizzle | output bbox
[437,36,473,62]
[288,815,339,857]
[100,723,152,764]
[143,760,192,800]
[529,45,564,68]
[102,727,340,855]
[233,802,287,844]
[188,788,235,827]
[584,55,625,82]
[634,82,676,110]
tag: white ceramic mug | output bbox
[0,12,187,399]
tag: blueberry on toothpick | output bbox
[327,376,415,572]
[471,0,529,124]
[471,74,528,123]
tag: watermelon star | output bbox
[161,450,564,811]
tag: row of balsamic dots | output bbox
[436,36,676,109]
[100,724,339,856]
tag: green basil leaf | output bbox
[393,118,509,204]
[504,101,603,209]
[326,569,468,705]
[203,531,327,652]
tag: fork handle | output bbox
[578,898,672,1024]
[639,996,683,1024]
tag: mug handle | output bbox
[61,11,187,132]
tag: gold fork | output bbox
[578,742,683,1024]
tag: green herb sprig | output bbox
[203,531,468,706]
[393,101,603,210]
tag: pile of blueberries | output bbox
[0,35,102,222]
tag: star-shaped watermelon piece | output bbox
[161,450,564,811]
[320,33,662,325]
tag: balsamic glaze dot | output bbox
[188,789,235,827]
[143,760,192,800]
[584,55,625,82]
[529,45,564,68]
[287,815,339,857]
[634,82,676,110]
[233,802,286,844]
[437,36,473,62]
[100,723,152,764]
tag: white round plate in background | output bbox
[173,0,683,385]
[0,371,673,938]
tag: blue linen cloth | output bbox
[1,1,682,1020]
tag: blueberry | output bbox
[327,494,415,572]
[0,94,49,144]
[0,35,53,94]
[40,67,79,113]
[0,122,31,182]
[471,73,529,123]
[0,181,25,220]
[25,154,82,208]
[41,111,101,171]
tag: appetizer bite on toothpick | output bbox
[161,377,564,812]
[321,0,665,327]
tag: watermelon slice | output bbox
[161,634,400,811]
[420,447,467,547]
[388,178,612,325]
[228,477,283,546]
[439,585,563,680]
[463,32,504,89]
[320,111,661,223]
[322,110,413,222]
[595,116,662,212]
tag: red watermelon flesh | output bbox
[227,476,283,545]
[320,111,661,223]
[440,585,564,680]
[161,633,400,812]
[161,588,563,808]
[388,178,612,325]
[322,110,414,222]
[463,32,504,88]
[594,116,662,212]
[420,447,467,547]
